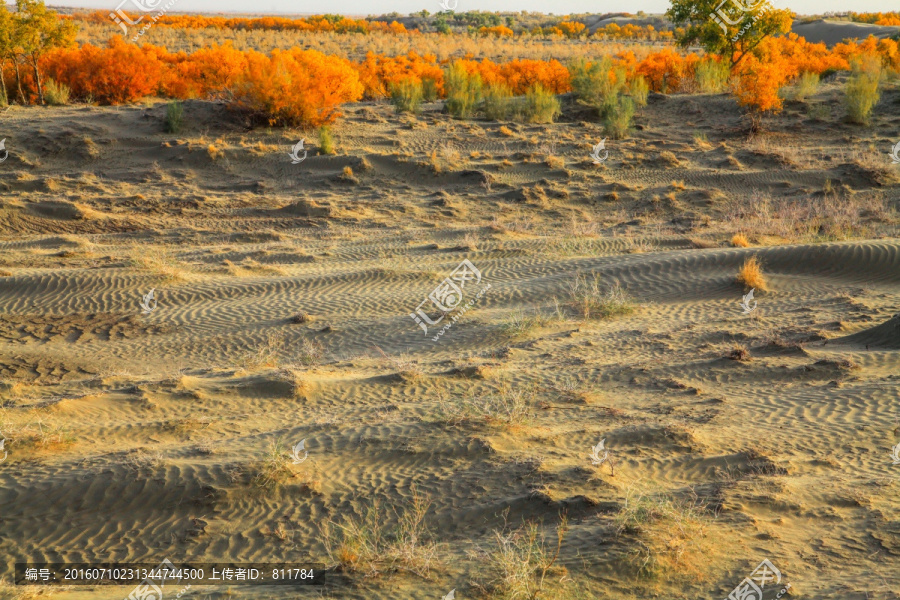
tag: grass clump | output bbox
[473,514,569,600]
[164,100,184,133]
[736,255,768,291]
[318,125,335,155]
[482,82,516,120]
[844,55,882,125]
[421,77,439,102]
[445,61,483,119]
[730,233,750,248]
[44,79,70,106]
[390,77,423,114]
[322,490,439,578]
[128,245,188,283]
[604,94,635,139]
[694,59,730,93]
[240,332,284,370]
[614,487,711,579]
[521,84,561,123]
[629,75,649,108]
[789,71,820,101]
[439,385,535,429]
[569,57,623,113]
[252,439,295,490]
[568,275,634,319]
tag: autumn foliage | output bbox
[10,4,900,127]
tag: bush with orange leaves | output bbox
[636,48,699,93]
[42,37,164,103]
[731,53,790,117]
[234,48,363,126]
[354,51,443,99]
[161,44,248,99]
[478,25,514,37]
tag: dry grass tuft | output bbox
[736,256,768,291]
[321,490,439,578]
[568,275,635,320]
[730,233,750,248]
[472,514,569,599]
[128,245,190,283]
[614,487,712,580]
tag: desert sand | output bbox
[0,73,899,600]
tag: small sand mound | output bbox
[833,314,900,350]
[278,198,334,218]
[26,200,99,221]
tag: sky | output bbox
[53,0,900,16]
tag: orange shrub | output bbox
[354,51,443,99]
[731,53,789,114]
[161,44,249,98]
[234,48,364,126]
[557,21,587,38]
[636,48,699,93]
[42,37,164,103]
[478,25,514,37]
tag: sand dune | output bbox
[0,77,898,600]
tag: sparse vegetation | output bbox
[43,78,70,105]
[318,125,335,154]
[737,256,769,291]
[390,77,423,114]
[568,275,635,319]
[844,55,882,125]
[164,100,184,133]
[445,61,483,119]
[321,490,439,578]
[789,71,820,101]
[474,514,569,600]
[614,486,711,579]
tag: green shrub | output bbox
[318,125,335,154]
[421,77,439,102]
[844,55,882,125]
[694,59,729,93]
[482,82,516,120]
[569,57,624,115]
[444,61,483,119]
[164,100,184,133]
[790,71,820,101]
[43,79,70,106]
[604,95,635,139]
[390,78,423,114]
[629,75,649,108]
[521,84,561,123]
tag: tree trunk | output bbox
[13,56,25,104]
[31,54,43,105]
[0,59,8,106]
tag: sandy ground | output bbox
[0,79,899,600]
